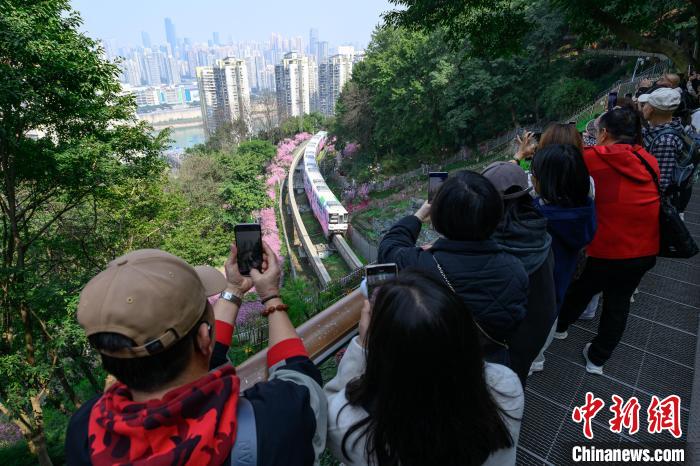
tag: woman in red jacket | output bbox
[555,107,660,375]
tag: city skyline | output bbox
[69,0,394,49]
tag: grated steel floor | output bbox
[518,188,700,465]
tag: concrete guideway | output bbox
[287,140,333,287]
[331,234,363,271]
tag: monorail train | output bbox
[302,131,349,237]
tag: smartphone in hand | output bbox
[234,223,263,276]
[365,263,398,299]
[428,172,448,202]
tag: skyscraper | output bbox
[309,28,319,56]
[144,50,162,86]
[317,41,329,63]
[213,32,220,46]
[164,18,178,56]
[319,54,354,116]
[275,52,311,119]
[197,58,251,137]
[141,31,151,49]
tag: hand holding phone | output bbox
[428,172,448,202]
[250,241,280,298]
[224,243,254,295]
[234,223,263,276]
[365,263,398,299]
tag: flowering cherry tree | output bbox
[210,133,312,326]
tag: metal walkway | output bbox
[518,189,700,465]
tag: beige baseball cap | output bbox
[77,249,227,358]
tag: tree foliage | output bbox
[0,2,280,463]
[386,0,698,70]
[0,1,168,463]
[332,4,621,180]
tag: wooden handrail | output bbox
[236,289,365,391]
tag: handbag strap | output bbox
[429,253,509,350]
[631,150,662,196]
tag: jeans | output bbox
[556,255,656,366]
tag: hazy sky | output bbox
[69,0,395,48]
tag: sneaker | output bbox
[582,343,604,375]
[553,330,568,340]
[529,360,544,375]
[579,294,600,321]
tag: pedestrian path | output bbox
[518,189,700,464]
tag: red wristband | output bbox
[215,320,234,346]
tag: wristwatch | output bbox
[219,290,242,306]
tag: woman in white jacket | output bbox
[324,269,524,466]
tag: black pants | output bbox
[556,255,656,366]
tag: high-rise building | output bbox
[164,18,178,56]
[337,45,355,57]
[308,57,320,113]
[213,32,220,46]
[317,41,329,63]
[309,28,319,56]
[274,52,311,119]
[141,31,151,49]
[196,57,251,137]
[120,58,142,87]
[319,54,354,116]
[161,54,181,85]
[144,50,162,86]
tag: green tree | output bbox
[385,0,698,70]
[541,77,598,120]
[0,1,166,464]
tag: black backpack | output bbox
[649,127,700,189]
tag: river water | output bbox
[165,124,206,150]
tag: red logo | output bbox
[609,395,640,435]
[647,395,682,438]
[572,392,605,439]
[573,393,683,439]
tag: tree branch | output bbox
[21,193,88,252]
[0,399,33,432]
[586,5,695,70]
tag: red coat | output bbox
[583,144,660,259]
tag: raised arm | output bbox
[377,201,430,268]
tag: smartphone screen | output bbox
[428,172,448,202]
[532,132,542,142]
[365,263,398,299]
[607,92,618,111]
[235,223,263,276]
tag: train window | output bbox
[329,214,338,224]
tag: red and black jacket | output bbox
[65,320,323,466]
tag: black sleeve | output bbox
[65,396,99,466]
[210,341,230,370]
[244,356,321,466]
[377,215,424,268]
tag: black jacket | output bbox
[378,215,529,342]
[492,210,557,384]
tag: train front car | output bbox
[302,131,349,238]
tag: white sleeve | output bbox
[324,336,366,396]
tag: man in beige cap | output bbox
[65,242,327,466]
[641,87,697,215]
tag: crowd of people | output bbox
[64,72,698,466]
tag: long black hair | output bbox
[531,144,591,208]
[341,269,516,466]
